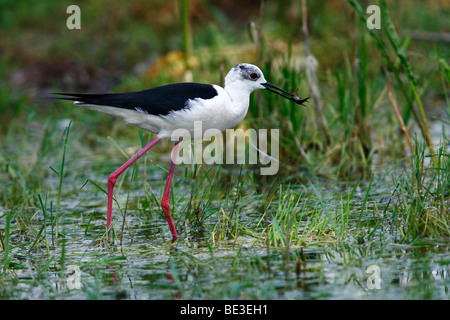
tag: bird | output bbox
[53,63,309,243]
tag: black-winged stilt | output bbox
[54,63,308,243]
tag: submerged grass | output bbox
[391,137,450,240]
[0,0,449,299]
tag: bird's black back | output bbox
[54,83,218,116]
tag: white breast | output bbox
[157,85,249,139]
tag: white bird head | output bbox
[224,63,267,91]
[224,63,309,106]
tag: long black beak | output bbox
[262,82,309,106]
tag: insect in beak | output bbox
[262,82,309,106]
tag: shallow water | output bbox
[5,231,450,299]
[1,119,449,300]
[2,158,449,300]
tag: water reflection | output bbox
[3,159,450,300]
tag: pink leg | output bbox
[107,136,161,233]
[161,142,180,243]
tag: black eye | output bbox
[250,73,258,80]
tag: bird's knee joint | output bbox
[161,200,170,213]
[108,174,117,186]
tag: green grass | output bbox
[0,0,449,300]
[391,136,450,240]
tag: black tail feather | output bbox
[47,83,219,116]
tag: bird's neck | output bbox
[224,83,252,116]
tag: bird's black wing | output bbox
[54,83,218,116]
